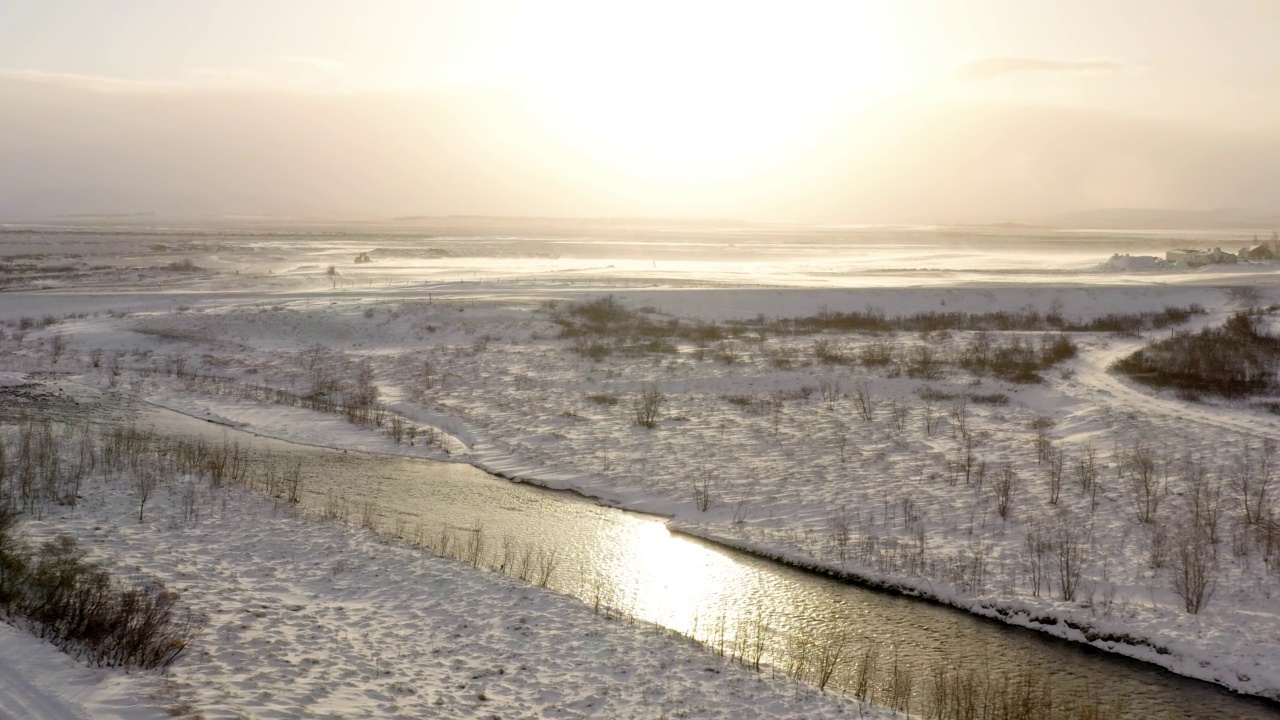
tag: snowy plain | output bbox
[3,219,1280,717]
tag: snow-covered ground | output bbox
[0,446,887,719]
[4,222,1280,714]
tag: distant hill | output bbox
[1049,207,1280,230]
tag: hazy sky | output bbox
[2,1,1278,222]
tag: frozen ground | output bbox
[4,221,1280,713]
[0,434,890,719]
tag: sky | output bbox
[1,0,1278,223]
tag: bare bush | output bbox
[819,375,841,410]
[50,332,65,364]
[1231,439,1276,527]
[1074,443,1098,491]
[0,525,202,669]
[1171,519,1217,614]
[889,400,909,433]
[692,466,713,512]
[852,379,874,421]
[1124,441,1161,524]
[813,631,850,691]
[1047,446,1065,505]
[994,465,1019,520]
[1051,521,1088,602]
[633,383,665,429]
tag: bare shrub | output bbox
[1171,519,1217,614]
[889,400,909,433]
[1074,443,1098,491]
[632,383,665,429]
[949,395,968,438]
[829,506,851,563]
[819,375,841,410]
[134,468,158,523]
[1124,441,1161,524]
[994,465,1019,520]
[1231,439,1276,526]
[813,631,850,691]
[389,416,406,443]
[907,343,945,380]
[859,341,895,367]
[0,527,202,669]
[1031,416,1055,464]
[852,379,874,421]
[922,398,941,436]
[835,422,850,463]
[49,332,65,364]
[1023,522,1051,598]
[812,338,849,365]
[692,466,713,512]
[1051,521,1088,602]
[1046,446,1065,505]
[851,645,878,702]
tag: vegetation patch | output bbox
[0,509,203,669]
[1113,310,1280,398]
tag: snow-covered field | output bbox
[0,443,884,719]
[4,220,1280,716]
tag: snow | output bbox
[2,466,884,719]
[4,222,1280,714]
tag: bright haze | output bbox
[2,0,1278,223]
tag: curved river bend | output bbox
[142,406,1278,720]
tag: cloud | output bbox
[0,59,372,95]
[958,57,1130,81]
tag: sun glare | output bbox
[496,3,902,183]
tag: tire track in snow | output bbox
[0,627,92,720]
[1076,339,1280,442]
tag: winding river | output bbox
[116,401,1280,720]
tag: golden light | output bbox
[494,2,906,185]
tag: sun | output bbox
[495,2,903,184]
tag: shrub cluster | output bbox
[552,296,1199,364]
[1113,310,1280,398]
[0,509,202,669]
[774,304,1203,335]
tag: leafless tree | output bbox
[135,468,158,523]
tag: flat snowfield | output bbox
[3,220,1280,715]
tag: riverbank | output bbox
[136,379,1280,704]
[0,412,889,719]
[2,246,1280,708]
